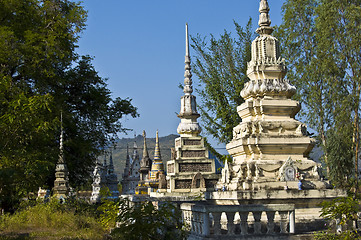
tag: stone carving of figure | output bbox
[221,161,231,184]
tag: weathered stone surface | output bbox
[181,150,206,158]
[175,179,192,189]
[167,163,174,173]
[179,163,212,173]
[183,139,201,146]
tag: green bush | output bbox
[0,198,106,239]
[314,230,361,240]
[314,197,361,240]
[98,197,188,240]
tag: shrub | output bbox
[0,198,106,240]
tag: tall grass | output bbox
[0,199,107,240]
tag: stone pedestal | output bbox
[165,136,219,193]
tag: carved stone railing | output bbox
[180,203,295,239]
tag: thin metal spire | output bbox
[183,23,193,95]
[142,130,149,158]
[109,151,113,167]
[126,144,129,160]
[59,112,64,164]
[186,23,190,57]
[103,154,107,167]
[154,130,161,160]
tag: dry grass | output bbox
[0,199,107,240]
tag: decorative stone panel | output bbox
[191,173,205,188]
[183,139,201,146]
[175,139,181,147]
[179,163,212,173]
[168,164,175,173]
[175,179,192,189]
[158,173,167,189]
[167,180,170,189]
[181,150,205,158]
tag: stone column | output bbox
[201,212,210,236]
[226,212,236,235]
[279,211,289,234]
[253,211,262,234]
[212,212,222,235]
[266,211,276,234]
[289,210,295,234]
[240,212,249,235]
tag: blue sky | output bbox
[77,0,286,151]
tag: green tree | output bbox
[278,0,361,185]
[100,199,188,240]
[0,0,138,211]
[191,19,254,144]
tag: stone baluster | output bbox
[212,212,222,235]
[197,212,203,234]
[190,212,196,233]
[253,211,262,234]
[225,212,236,235]
[289,210,295,234]
[195,212,201,234]
[266,211,276,234]
[240,212,249,235]
[201,212,210,236]
[279,211,289,234]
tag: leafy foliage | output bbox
[191,19,254,144]
[99,198,188,240]
[314,230,361,240]
[325,128,354,187]
[0,198,105,239]
[279,0,361,185]
[0,0,138,211]
[320,197,359,226]
[315,197,361,239]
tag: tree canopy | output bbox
[0,0,138,211]
[191,19,254,144]
[278,0,361,187]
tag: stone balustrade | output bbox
[180,203,295,239]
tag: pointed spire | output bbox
[142,130,149,159]
[109,151,114,167]
[258,0,271,27]
[103,154,107,167]
[58,112,64,164]
[256,0,273,35]
[126,144,130,160]
[177,23,202,136]
[123,144,130,178]
[132,132,138,160]
[183,23,193,95]
[154,130,161,161]
[53,111,70,199]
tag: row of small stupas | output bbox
[53,0,334,203]
[51,115,120,203]
[90,152,119,203]
[121,130,166,195]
